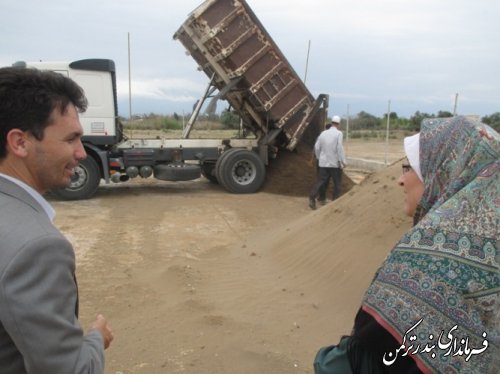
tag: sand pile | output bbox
[262,142,356,196]
[65,155,412,373]
[183,159,413,372]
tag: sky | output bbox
[1,0,499,119]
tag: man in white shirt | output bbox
[309,115,346,209]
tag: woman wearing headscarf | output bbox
[314,116,499,373]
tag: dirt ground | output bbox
[49,139,410,374]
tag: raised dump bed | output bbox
[174,0,328,151]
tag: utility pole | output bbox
[303,40,311,84]
[128,32,132,119]
[453,93,459,116]
[345,104,350,156]
[385,100,391,165]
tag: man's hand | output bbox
[89,314,114,349]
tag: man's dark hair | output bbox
[0,67,87,159]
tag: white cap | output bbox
[403,133,423,182]
[332,115,341,124]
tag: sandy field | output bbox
[49,139,411,374]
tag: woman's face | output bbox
[398,165,425,217]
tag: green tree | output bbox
[409,111,434,131]
[220,109,240,129]
[352,111,380,129]
[162,117,182,130]
[482,112,500,132]
[382,111,399,120]
[437,110,453,118]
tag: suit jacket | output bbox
[0,176,105,373]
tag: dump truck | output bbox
[12,0,328,200]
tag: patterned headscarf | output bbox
[361,116,499,373]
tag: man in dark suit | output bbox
[0,67,113,373]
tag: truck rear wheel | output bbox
[52,156,101,200]
[215,148,239,187]
[216,149,265,193]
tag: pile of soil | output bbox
[262,142,355,196]
[53,157,411,374]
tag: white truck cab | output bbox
[14,59,120,145]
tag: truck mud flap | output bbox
[154,164,201,181]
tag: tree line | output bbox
[123,110,500,133]
[338,111,500,132]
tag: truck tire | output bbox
[201,162,218,184]
[216,149,265,194]
[215,148,239,187]
[52,156,101,200]
[154,163,201,181]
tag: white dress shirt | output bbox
[314,127,347,168]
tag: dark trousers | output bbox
[310,167,342,201]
